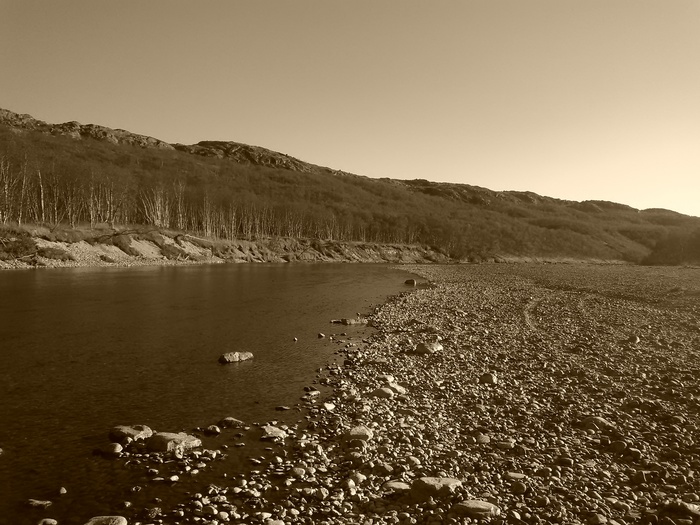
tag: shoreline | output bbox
[15,262,699,525]
[0,230,451,270]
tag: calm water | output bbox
[0,263,412,524]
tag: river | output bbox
[0,263,413,524]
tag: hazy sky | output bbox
[2,1,699,216]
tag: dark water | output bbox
[0,263,412,524]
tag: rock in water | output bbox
[83,517,128,525]
[109,424,153,443]
[146,432,201,453]
[261,425,287,440]
[218,351,254,364]
[405,278,418,286]
[100,443,123,456]
[452,500,501,518]
[218,417,245,428]
[26,499,52,509]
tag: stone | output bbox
[83,517,128,525]
[660,500,700,518]
[370,387,395,399]
[511,481,528,494]
[405,279,418,286]
[345,425,374,442]
[218,351,253,364]
[410,477,462,501]
[218,417,245,428]
[109,424,153,443]
[37,520,58,525]
[101,443,123,456]
[415,341,442,355]
[26,499,52,509]
[451,500,501,518]
[479,372,498,385]
[261,425,287,440]
[384,481,411,493]
[386,382,407,395]
[581,415,616,431]
[146,432,201,453]
[205,425,221,436]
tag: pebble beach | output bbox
[25,263,700,525]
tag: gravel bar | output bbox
[85,263,700,525]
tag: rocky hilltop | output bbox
[0,108,174,150]
[0,108,332,174]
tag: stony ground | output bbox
[58,263,700,525]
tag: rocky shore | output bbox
[21,263,700,525]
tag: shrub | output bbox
[0,231,36,260]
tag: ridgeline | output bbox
[1,107,699,266]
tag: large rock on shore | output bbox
[414,341,442,354]
[219,351,254,364]
[410,477,462,501]
[345,425,374,442]
[146,432,201,453]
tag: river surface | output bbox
[0,263,413,524]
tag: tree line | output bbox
[0,151,426,245]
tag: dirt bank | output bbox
[0,227,450,270]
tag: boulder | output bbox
[109,424,153,443]
[451,500,501,518]
[218,352,253,364]
[83,518,128,525]
[405,279,418,286]
[146,432,201,453]
[410,477,462,501]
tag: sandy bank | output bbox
[0,228,450,270]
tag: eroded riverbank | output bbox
[11,263,700,525]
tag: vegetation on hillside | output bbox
[1,120,699,264]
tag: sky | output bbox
[1,0,699,217]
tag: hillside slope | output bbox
[1,107,698,264]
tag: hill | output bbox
[1,107,699,264]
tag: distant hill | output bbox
[1,107,698,264]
